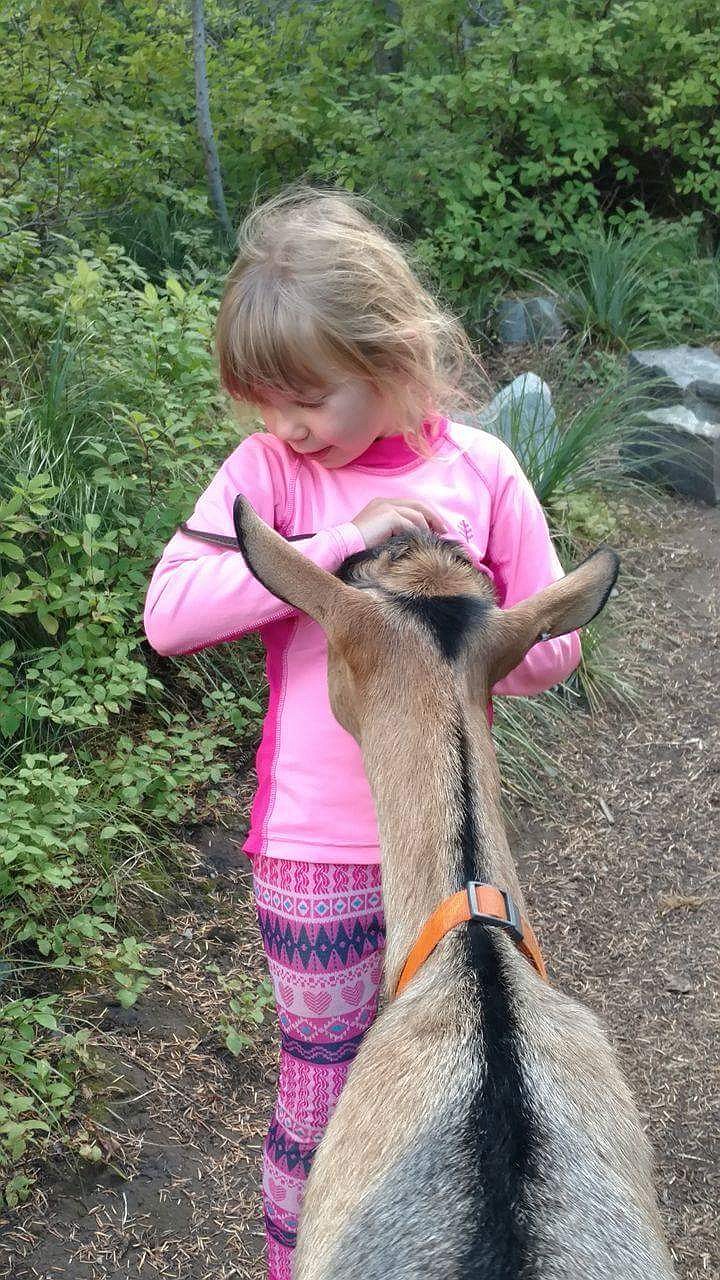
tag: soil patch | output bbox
[512,495,720,1278]
[1,496,717,1279]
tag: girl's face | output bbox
[255,378,399,469]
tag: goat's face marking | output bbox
[336,532,497,678]
[233,497,619,732]
[338,532,489,601]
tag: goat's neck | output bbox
[359,690,525,998]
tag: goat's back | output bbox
[294,933,674,1280]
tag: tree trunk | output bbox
[191,0,233,242]
[374,0,403,74]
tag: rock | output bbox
[100,1002,141,1032]
[625,405,720,505]
[688,380,720,409]
[208,924,241,945]
[497,296,565,345]
[664,973,693,995]
[641,405,719,439]
[625,347,720,505]
[471,372,559,475]
[629,346,720,400]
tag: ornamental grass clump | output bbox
[535,217,720,349]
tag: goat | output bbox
[234,495,676,1280]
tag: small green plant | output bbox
[550,490,618,547]
[102,936,164,1009]
[82,715,236,825]
[553,221,663,348]
[0,997,93,1207]
[209,965,275,1055]
[535,216,720,349]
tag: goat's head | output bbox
[233,496,619,737]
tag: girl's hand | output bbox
[351,498,448,549]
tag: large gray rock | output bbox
[626,405,720,506]
[629,346,720,399]
[626,346,720,505]
[497,296,565,345]
[471,372,559,475]
[691,380,720,407]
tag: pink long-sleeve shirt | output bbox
[144,418,580,863]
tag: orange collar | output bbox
[394,881,548,998]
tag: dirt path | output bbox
[512,496,720,1277]
[2,495,718,1280]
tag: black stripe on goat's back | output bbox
[458,928,541,1279]
[395,593,492,663]
[454,716,541,1277]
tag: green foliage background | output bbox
[3,0,719,312]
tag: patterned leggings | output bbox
[251,852,386,1280]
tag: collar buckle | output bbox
[466,881,524,945]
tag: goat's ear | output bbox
[233,495,355,628]
[486,547,619,687]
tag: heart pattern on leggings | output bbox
[304,989,331,1014]
[278,983,295,1006]
[268,1178,287,1202]
[340,981,363,1006]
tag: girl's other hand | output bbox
[351,498,448,549]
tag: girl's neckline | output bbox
[346,418,448,472]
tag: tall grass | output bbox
[493,690,567,809]
[480,345,651,731]
[1,329,128,525]
[101,200,225,282]
[482,354,650,513]
[532,217,720,348]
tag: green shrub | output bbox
[0,997,90,1205]
[0,203,267,1200]
[2,1,719,326]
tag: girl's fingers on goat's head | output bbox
[390,513,424,538]
[396,500,448,533]
[396,506,430,532]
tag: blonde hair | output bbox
[216,185,482,451]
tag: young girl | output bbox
[143,187,580,1280]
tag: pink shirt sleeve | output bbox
[143,434,365,657]
[483,440,581,696]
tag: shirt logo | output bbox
[458,519,474,543]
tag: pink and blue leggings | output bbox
[251,852,386,1279]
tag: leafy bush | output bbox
[0,206,265,1204]
[0,998,91,1203]
[2,1,719,323]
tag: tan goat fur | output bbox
[234,496,675,1280]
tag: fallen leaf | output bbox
[657,893,705,914]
